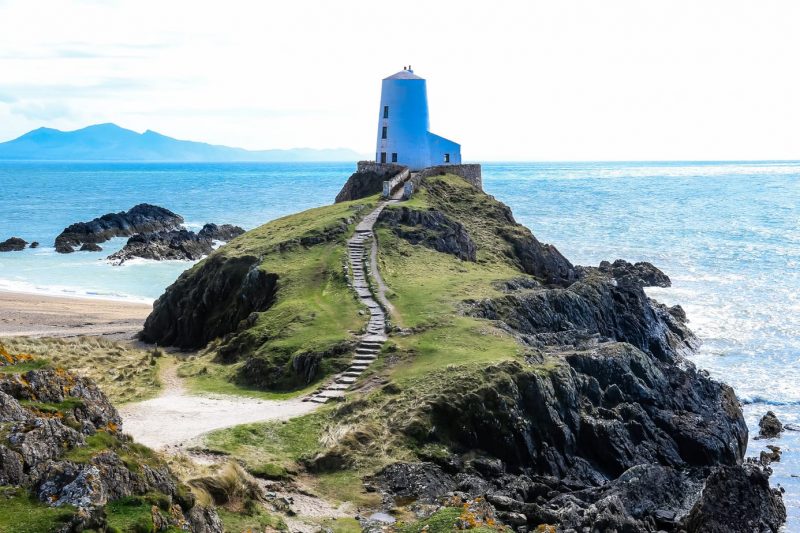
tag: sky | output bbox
[1,0,799,161]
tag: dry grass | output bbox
[0,336,162,404]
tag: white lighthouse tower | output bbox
[375,68,461,171]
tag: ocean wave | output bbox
[740,396,800,407]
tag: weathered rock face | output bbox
[198,223,245,242]
[335,165,404,203]
[596,258,672,288]
[0,236,27,252]
[140,254,278,348]
[55,203,183,253]
[758,411,784,439]
[109,229,213,264]
[378,206,477,261]
[684,463,786,532]
[467,268,697,362]
[0,365,221,532]
[108,223,245,264]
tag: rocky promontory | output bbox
[139,169,785,531]
[54,204,184,253]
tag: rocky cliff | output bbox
[0,348,221,532]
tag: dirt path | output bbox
[119,361,317,451]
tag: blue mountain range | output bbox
[0,123,366,162]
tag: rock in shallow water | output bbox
[0,237,27,252]
[758,411,784,439]
[107,223,244,265]
[55,203,183,253]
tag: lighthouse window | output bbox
[444,153,450,163]
[383,105,389,118]
[382,126,387,139]
[380,152,387,164]
[391,152,397,162]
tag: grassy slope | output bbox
[201,175,553,526]
[177,198,378,394]
[0,337,161,404]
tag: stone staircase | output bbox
[305,201,392,404]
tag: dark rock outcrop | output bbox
[79,242,102,252]
[108,223,245,265]
[0,237,27,252]
[140,254,278,349]
[335,165,404,203]
[198,223,245,241]
[29,241,39,248]
[596,258,672,288]
[684,463,786,532]
[378,207,477,261]
[55,203,183,253]
[758,411,784,439]
[0,365,221,531]
[468,268,696,360]
[109,229,213,264]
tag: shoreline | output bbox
[0,289,152,340]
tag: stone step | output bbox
[359,342,383,349]
[354,356,377,363]
[327,383,350,391]
[336,376,357,384]
[317,390,346,399]
[356,347,379,354]
[342,370,362,377]
[308,397,329,404]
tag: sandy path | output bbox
[119,362,318,450]
[0,290,151,340]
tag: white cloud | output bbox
[0,0,799,160]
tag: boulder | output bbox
[758,411,783,439]
[55,203,183,253]
[198,223,245,241]
[29,241,39,248]
[0,237,27,252]
[79,243,102,252]
[684,464,786,532]
[596,258,672,288]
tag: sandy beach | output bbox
[0,290,152,339]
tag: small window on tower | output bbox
[444,153,450,163]
[380,152,387,164]
[383,106,389,119]
[382,126,387,139]
[391,153,397,162]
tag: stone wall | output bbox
[413,164,482,191]
[357,161,407,177]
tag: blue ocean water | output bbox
[1,161,799,525]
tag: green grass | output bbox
[0,359,50,373]
[397,507,462,533]
[203,412,328,471]
[0,337,162,404]
[320,517,362,533]
[217,508,287,532]
[20,398,85,416]
[64,431,159,472]
[105,494,172,533]
[0,487,74,533]
[177,354,316,400]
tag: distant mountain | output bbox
[0,123,367,162]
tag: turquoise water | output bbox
[1,161,799,525]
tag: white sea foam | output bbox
[0,277,153,304]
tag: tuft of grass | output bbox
[0,337,161,404]
[105,493,174,533]
[0,486,75,533]
[64,430,159,472]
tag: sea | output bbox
[1,161,799,526]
